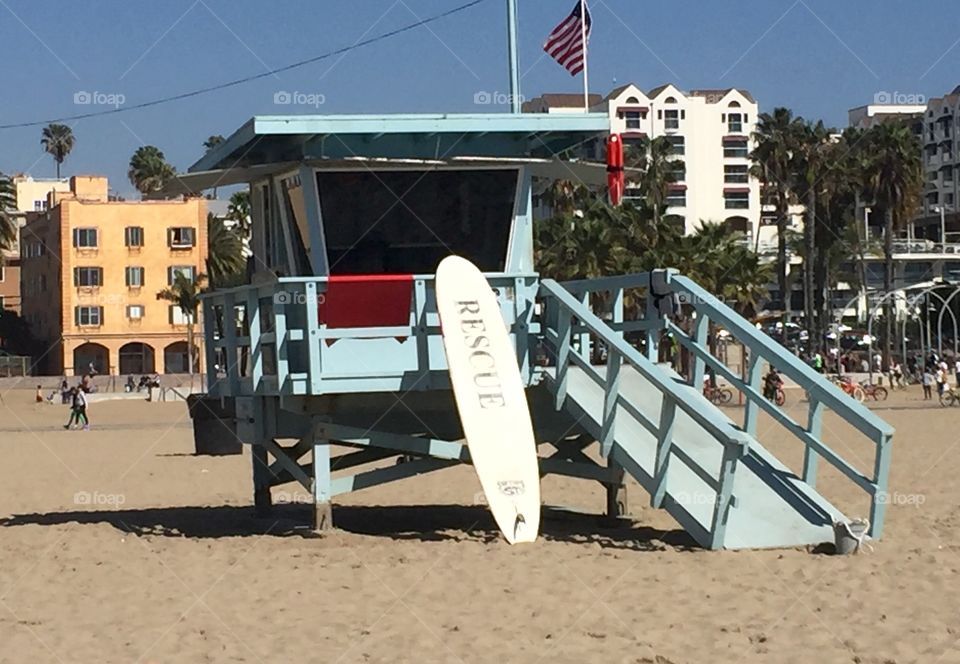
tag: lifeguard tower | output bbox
[166,109,894,550]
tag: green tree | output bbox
[203,135,225,152]
[128,145,176,196]
[794,119,832,346]
[0,174,16,254]
[226,190,252,239]
[41,123,75,179]
[206,213,245,288]
[863,121,923,365]
[625,135,678,227]
[752,108,803,317]
[157,272,206,380]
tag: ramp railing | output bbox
[665,272,894,538]
[539,278,752,549]
[542,269,895,539]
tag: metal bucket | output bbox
[833,519,869,555]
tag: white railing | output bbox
[891,240,960,255]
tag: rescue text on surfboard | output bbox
[455,300,506,409]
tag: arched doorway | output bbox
[164,341,198,374]
[73,342,109,376]
[119,342,155,375]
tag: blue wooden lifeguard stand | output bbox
[171,112,895,550]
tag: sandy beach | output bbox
[0,386,958,664]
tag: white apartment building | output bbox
[523,84,765,244]
[596,83,761,240]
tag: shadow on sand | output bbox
[0,503,699,552]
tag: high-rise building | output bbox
[20,176,208,376]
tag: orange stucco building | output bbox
[20,176,208,376]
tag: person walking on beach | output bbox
[63,387,90,430]
[922,368,934,400]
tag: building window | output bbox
[0,265,4,282]
[670,161,686,182]
[168,227,196,248]
[664,109,680,130]
[126,266,145,287]
[125,226,145,247]
[724,191,750,209]
[73,228,98,248]
[728,113,743,133]
[73,267,103,287]
[127,305,145,320]
[724,164,749,183]
[665,189,686,207]
[168,265,196,285]
[723,139,749,159]
[34,200,45,211]
[169,305,193,325]
[625,111,643,129]
[75,306,103,327]
[666,135,685,155]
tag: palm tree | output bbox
[206,214,245,288]
[0,174,16,255]
[752,108,803,316]
[863,121,923,366]
[203,135,225,152]
[157,272,206,382]
[625,135,678,227]
[226,190,252,239]
[128,145,176,196]
[41,124,75,179]
[539,179,595,218]
[794,119,831,347]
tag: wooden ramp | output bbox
[545,364,845,550]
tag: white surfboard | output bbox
[435,255,541,544]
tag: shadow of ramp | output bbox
[0,503,700,551]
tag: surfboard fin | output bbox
[513,513,526,540]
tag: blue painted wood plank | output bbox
[804,399,823,487]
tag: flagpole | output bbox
[580,0,589,111]
[506,0,521,114]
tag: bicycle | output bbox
[940,388,960,407]
[763,385,786,407]
[833,376,866,403]
[703,384,733,405]
[859,382,888,401]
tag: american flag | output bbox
[543,2,592,76]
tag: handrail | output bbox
[559,272,650,294]
[664,320,876,493]
[670,273,894,443]
[540,279,752,452]
[200,272,541,301]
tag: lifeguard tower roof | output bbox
[168,112,612,194]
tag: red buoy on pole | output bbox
[607,134,624,206]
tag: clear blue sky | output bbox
[1,0,958,198]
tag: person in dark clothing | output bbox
[763,368,783,401]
